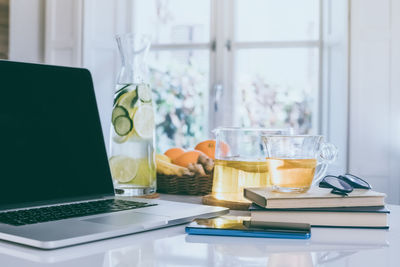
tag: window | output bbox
[82,0,322,153]
[132,0,321,153]
[132,0,212,152]
[227,0,320,134]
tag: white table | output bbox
[0,195,399,267]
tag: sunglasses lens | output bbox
[340,174,371,189]
[322,176,353,193]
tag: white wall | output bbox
[81,0,134,155]
[9,0,44,63]
[44,0,82,67]
[9,0,111,153]
[349,0,400,204]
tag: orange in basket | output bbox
[195,140,229,159]
[173,150,205,167]
[164,147,185,161]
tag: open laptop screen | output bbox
[0,61,115,208]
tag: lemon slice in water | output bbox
[133,105,155,139]
[133,158,156,186]
[109,156,138,183]
[138,84,152,103]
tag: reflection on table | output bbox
[0,205,398,267]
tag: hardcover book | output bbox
[249,204,389,228]
[243,187,386,209]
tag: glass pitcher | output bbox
[211,127,291,202]
[108,33,156,196]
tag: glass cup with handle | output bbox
[211,127,292,202]
[262,135,338,193]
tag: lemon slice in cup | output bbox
[133,105,155,139]
[109,156,138,183]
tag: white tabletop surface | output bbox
[0,195,398,267]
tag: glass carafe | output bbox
[109,33,156,196]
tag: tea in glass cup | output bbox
[263,135,337,193]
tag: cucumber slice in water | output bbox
[114,115,133,136]
[112,106,129,124]
[113,88,129,106]
[115,84,130,94]
[118,88,139,111]
[113,84,131,106]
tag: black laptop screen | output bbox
[0,61,114,208]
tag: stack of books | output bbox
[243,187,389,228]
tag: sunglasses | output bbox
[319,174,371,196]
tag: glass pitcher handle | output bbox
[312,142,338,185]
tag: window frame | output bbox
[77,0,348,172]
[210,0,323,134]
[145,0,215,138]
[139,0,324,136]
[209,0,349,174]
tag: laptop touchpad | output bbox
[84,212,169,227]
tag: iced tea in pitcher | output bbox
[211,128,291,202]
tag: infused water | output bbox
[212,159,269,202]
[109,83,156,195]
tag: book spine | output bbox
[244,188,267,207]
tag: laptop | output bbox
[0,60,228,249]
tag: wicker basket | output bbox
[157,173,213,195]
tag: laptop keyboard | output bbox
[0,199,157,226]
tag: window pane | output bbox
[149,50,209,152]
[133,0,211,44]
[235,0,319,42]
[235,48,319,134]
